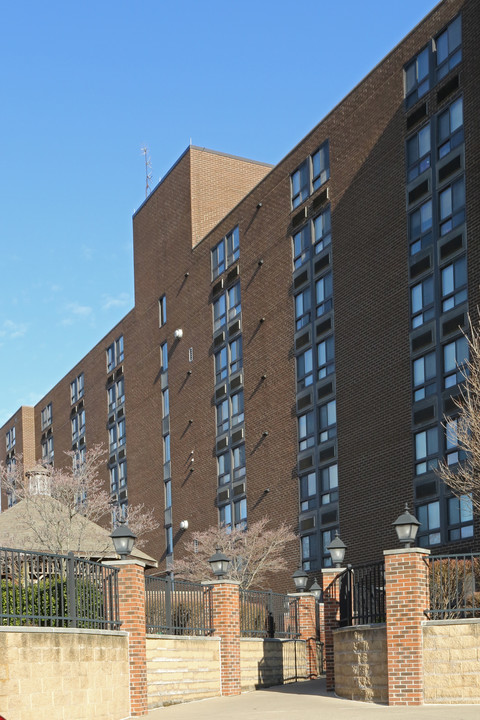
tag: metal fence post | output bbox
[67,551,77,628]
[165,575,172,633]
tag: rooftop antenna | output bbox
[141,146,153,199]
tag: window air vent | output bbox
[228,319,241,336]
[77,399,84,410]
[297,392,313,412]
[215,384,227,401]
[298,454,314,472]
[233,482,246,497]
[47,427,53,436]
[216,436,228,452]
[442,313,465,338]
[438,154,462,183]
[108,414,115,425]
[444,394,460,414]
[410,255,431,279]
[412,329,433,352]
[299,517,315,532]
[71,406,77,417]
[117,407,124,418]
[217,489,230,503]
[212,278,224,297]
[119,490,127,501]
[116,366,123,378]
[164,507,172,526]
[413,404,436,425]
[79,436,85,446]
[317,382,334,401]
[316,317,332,337]
[408,179,429,205]
[415,480,437,499]
[41,433,46,442]
[226,265,239,284]
[293,269,309,290]
[213,331,225,348]
[163,461,171,480]
[107,373,115,385]
[292,207,308,228]
[310,188,329,213]
[230,372,243,391]
[314,253,330,276]
[321,510,338,525]
[437,74,459,104]
[109,455,116,465]
[406,102,427,130]
[319,445,336,462]
[231,428,244,445]
[295,331,311,351]
[72,442,78,451]
[440,233,463,259]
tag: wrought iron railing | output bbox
[0,546,120,629]
[145,576,213,635]
[337,561,386,627]
[240,589,299,638]
[428,553,480,619]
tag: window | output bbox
[164,479,172,509]
[231,391,244,427]
[215,347,228,384]
[163,433,170,464]
[291,160,309,209]
[107,336,124,372]
[294,288,311,330]
[301,534,316,571]
[411,275,434,328]
[233,444,246,480]
[414,427,438,475]
[226,226,240,266]
[219,503,232,532]
[110,465,119,494]
[448,494,473,541]
[217,452,231,486]
[322,528,337,568]
[109,424,117,452]
[443,335,468,388]
[72,416,79,443]
[313,207,331,255]
[119,460,127,488]
[70,373,84,404]
[292,225,311,270]
[108,377,125,412]
[417,500,441,546]
[296,348,313,390]
[445,417,463,466]
[213,293,226,332]
[159,295,167,327]
[5,427,15,451]
[160,342,168,371]
[441,255,467,312]
[317,335,335,380]
[405,46,430,108]
[311,143,330,191]
[162,388,170,418]
[41,403,52,430]
[227,282,241,321]
[234,498,247,529]
[216,399,229,434]
[315,272,333,317]
[320,463,338,505]
[79,409,86,437]
[406,124,431,182]
[439,176,465,236]
[436,15,462,81]
[116,376,125,405]
[41,436,54,464]
[108,385,116,412]
[298,411,315,451]
[300,471,317,511]
[211,239,226,280]
[229,337,243,375]
[412,351,436,401]
[72,410,85,445]
[166,526,173,555]
[409,199,433,255]
[438,97,463,159]
[319,400,336,442]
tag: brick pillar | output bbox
[112,560,148,716]
[289,593,318,678]
[321,567,344,691]
[384,548,430,706]
[210,581,241,696]
[317,601,325,672]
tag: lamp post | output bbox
[392,503,421,548]
[327,531,347,568]
[110,519,137,558]
[208,547,230,578]
[309,577,322,601]
[292,567,309,592]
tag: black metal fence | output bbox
[337,561,386,627]
[240,588,299,638]
[428,552,480,619]
[0,546,120,629]
[145,576,214,635]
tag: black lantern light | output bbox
[292,567,309,592]
[393,503,421,548]
[208,547,230,578]
[110,520,137,558]
[327,532,347,568]
[309,578,322,601]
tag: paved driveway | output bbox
[144,678,479,720]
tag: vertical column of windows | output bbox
[404,15,472,545]
[291,142,338,570]
[5,426,16,507]
[160,340,173,559]
[106,335,127,519]
[40,402,54,465]
[211,227,246,531]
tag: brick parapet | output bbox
[321,567,345,690]
[289,593,318,678]
[210,581,241,696]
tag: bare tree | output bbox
[436,317,480,516]
[0,444,158,556]
[172,517,296,589]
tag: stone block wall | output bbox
[423,620,480,703]
[0,627,129,720]
[333,625,387,704]
[146,635,221,708]
[240,638,308,691]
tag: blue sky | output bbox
[0,0,440,427]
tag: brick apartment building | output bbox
[1,0,479,583]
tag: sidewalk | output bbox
[142,678,480,720]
